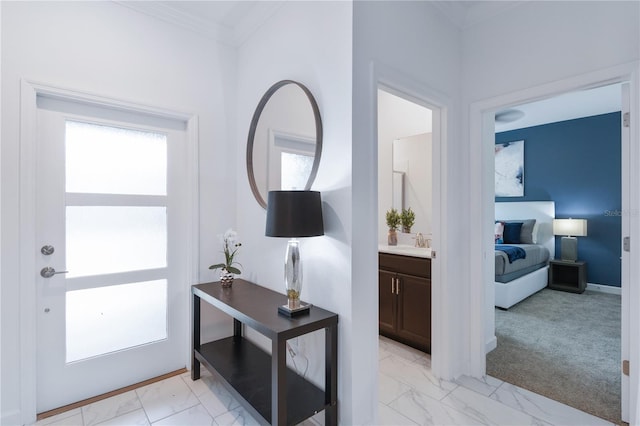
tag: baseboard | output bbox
[587,283,622,295]
[486,335,497,353]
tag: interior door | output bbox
[621,82,631,423]
[35,98,189,413]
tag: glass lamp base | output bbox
[278,302,312,317]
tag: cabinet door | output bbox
[396,274,431,352]
[378,270,397,336]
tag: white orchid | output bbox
[209,228,242,274]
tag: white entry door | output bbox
[35,97,190,413]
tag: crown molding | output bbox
[114,1,284,47]
[116,1,231,43]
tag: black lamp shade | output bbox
[265,191,324,237]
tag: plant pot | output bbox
[402,226,412,234]
[388,229,398,246]
[220,268,234,288]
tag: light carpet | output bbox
[486,288,621,424]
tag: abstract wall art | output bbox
[495,140,524,197]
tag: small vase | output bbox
[388,229,398,246]
[220,268,234,288]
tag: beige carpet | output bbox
[487,288,621,424]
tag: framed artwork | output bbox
[495,140,524,197]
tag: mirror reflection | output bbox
[247,80,322,209]
[392,133,433,236]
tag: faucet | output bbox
[415,232,426,248]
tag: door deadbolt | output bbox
[41,245,55,255]
[40,267,68,278]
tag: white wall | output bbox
[235,1,354,423]
[462,1,639,102]
[460,0,640,414]
[353,0,465,399]
[1,2,236,423]
[0,2,3,419]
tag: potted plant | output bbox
[209,228,242,287]
[401,207,415,233]
[385,208,401,246]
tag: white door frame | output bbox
[468,61,640,421]
[371,62,450,379]
[18,79,200,424]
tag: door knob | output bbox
[40,267,68,278]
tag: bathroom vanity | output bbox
[378,246,431,353]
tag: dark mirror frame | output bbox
[246,80,323,209]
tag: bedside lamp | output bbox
[265,190,324,316]
[553,218,587,262]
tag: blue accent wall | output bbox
[496,112,621,287]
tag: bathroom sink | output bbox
[378,244,432,258]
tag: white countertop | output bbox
[378,244,432,258]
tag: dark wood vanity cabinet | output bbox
[379,253,431,353]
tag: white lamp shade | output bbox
[553,218,587,237]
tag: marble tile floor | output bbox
[377,336,613,426]
[34,336,613,426]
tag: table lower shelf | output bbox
[194,336,327,425]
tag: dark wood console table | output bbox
[191,279,338,426]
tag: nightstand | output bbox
[548,259,587,293]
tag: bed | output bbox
[494,201,555,309]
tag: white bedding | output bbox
[494,201,555,309]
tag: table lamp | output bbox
[265,190,324,316]
[553,218,587,262]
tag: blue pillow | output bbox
[503,222,523,244]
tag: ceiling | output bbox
[117,1,621,131]
[494,83,622,133]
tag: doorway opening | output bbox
[376,86,437,390]
[377,88,434,250]
[484,82,626,424]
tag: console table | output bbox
[191,279,338,426]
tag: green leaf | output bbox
[209,263,225,270]
[226,266,241,275]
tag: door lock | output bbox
[40,267,68,278]
[41,245,55,255]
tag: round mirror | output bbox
[246,80,323,209]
